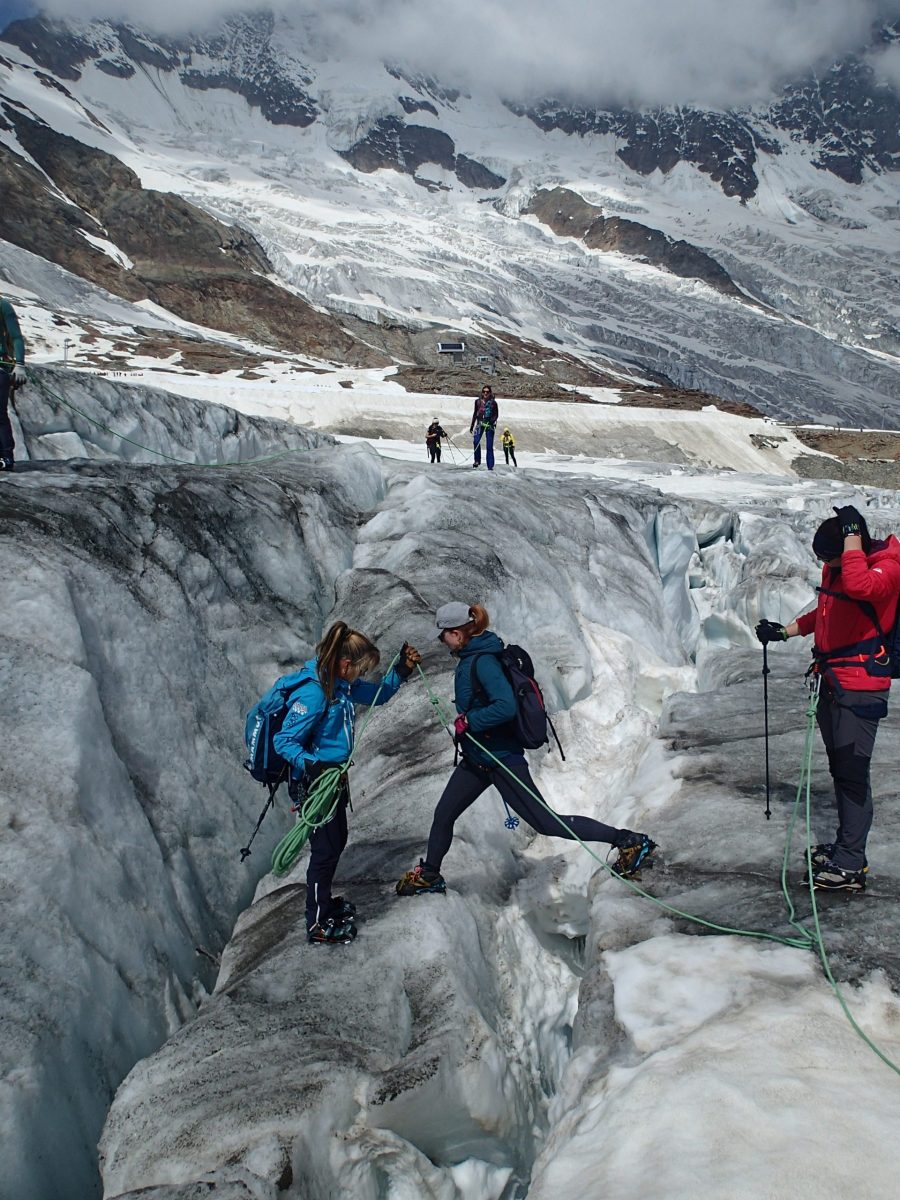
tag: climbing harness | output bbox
[414,664,900,1077]
[268,652,401,877]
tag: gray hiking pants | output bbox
[816,685,887,872]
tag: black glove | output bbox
[833,505,863,539]
[395,641,422,680]
[755,620,787,645]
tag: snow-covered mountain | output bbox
[0,10,899,423]
[2,12,900,1198]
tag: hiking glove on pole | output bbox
[755,620,788,645]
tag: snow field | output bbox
[530,938,900,1200]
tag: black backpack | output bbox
[814,588,900,681]
[470,645,565,756]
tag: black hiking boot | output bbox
[611,832,657,879]
[308,916,357,944]
[329,895,357,920]
[812,863,866,893]
[804,843,868,876]
[396,860,447,896]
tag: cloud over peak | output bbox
[30,0,900,108]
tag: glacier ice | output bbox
[3,370,900,1199]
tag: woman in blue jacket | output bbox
[396,603,656,895]
[274,621,421,943]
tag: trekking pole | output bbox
[444,436,460,463]
[239,781,278,861]
[762,642,771,820]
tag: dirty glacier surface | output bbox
[3,374,900,1200]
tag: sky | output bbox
[3,1,899,109]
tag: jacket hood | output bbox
[455,630,504,659]
[869,534,900,566]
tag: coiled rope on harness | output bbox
[414,664,900,1077]
[270,653,402,877]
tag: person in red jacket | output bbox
[757,505,900,891]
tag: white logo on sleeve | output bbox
[291,702,308,715]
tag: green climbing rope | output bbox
[788,681,900,1077]
[415,664,813,948]
[415,664,900,1076]
[270,653,402,877]
[271,765,350,876]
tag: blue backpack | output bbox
[243,666,316,789]
[470,645,565,757]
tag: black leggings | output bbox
[0,370,14,459]
[425,757,623,870]
[304,768,350,929]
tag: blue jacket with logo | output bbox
[453,631,522,766]
[273,658,405,777]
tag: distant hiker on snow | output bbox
[272,622,422,943]
[501,427,517,467]
[425,418,448,464]
[470,385,498,470]
[0,296,26,472]
[396,602,657,896]
[757,506,900,892]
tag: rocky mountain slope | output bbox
[0,10,898,423]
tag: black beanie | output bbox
[812,514,871,561]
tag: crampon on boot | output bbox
[396,860,447,896]
[804,843,868,876]
[329,895,357,920]
[812,862,866,893]
[308,915,358,945]
[611,833,657,879]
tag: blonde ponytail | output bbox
[316,621,380,699]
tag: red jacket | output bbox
[796,536,900,691]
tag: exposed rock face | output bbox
[3,13,318,127]
[340,116,505,189]
[768,36,900,184]
[526,187,752,302]
[0,134,143,301]
[506,101,780,201]
[505,21,900,200]
[0,108,384,364]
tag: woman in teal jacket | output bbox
[396,602,656,895]
[275,621,420,942]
